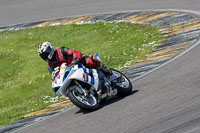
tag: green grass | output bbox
[0,22,161,125]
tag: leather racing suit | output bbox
[48,47,100,73]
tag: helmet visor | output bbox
[48,50,55,61]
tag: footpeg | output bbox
[107,89,117,97]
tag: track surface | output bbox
[0,0,200,27]
[1,0,200,133]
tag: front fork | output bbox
[74,80,99,101]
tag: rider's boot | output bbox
[99,64,119,97]
[99,63,112,77]
[97,64,117,98]
[103,78,117,97]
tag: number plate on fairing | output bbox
[51,67,60,81]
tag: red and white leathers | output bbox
[48,47,100,73]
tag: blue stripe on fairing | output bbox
[52,87,60,93]
[78,63,88,73]
[91,77,95,85]
[63,67,71,82]
[83,68,86,72]
[86,74,89,82]
[78,62,83,68]
[89,68,92,74]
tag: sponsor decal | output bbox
[83,73,86,81]
[62,66,66,70]
[82,73,89,82]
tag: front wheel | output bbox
[111,69,132,96]
[67,85,99,111]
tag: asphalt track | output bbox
[1,0,200,133]
[0,0,200,27]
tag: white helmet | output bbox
[38,41,55,62]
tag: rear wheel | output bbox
[111,69,132,96]
[67,85,99,111]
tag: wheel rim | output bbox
[72,90,97,106]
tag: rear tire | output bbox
[67,85,99,111]
[111,69,132,96]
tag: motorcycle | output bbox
[51,53,132,111]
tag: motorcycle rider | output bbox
[37,41,112,95]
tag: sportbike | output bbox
[51,54,132,111]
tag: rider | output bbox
[37,41,111,94]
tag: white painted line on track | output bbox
[131,38,200,82]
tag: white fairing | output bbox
[51,63,99,96]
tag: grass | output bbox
[0,21,161,125]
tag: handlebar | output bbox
[68,58,79,68]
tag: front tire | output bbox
[111,69,132,96]
[67,85,99,111]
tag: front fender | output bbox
[56,79,72,95]
[56,78,86,96]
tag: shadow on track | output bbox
[75,90,139,114]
